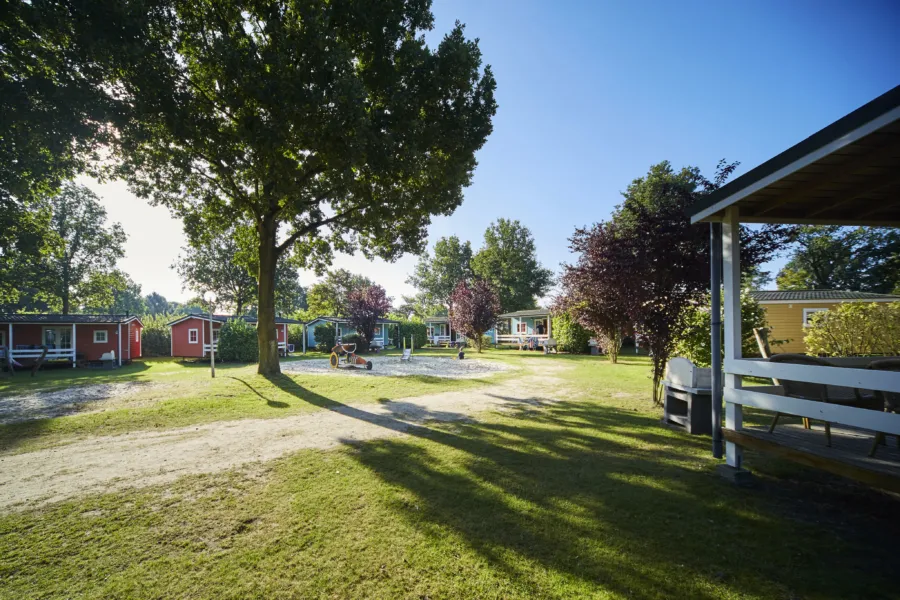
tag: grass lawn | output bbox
[0,349,510,453]
[0,353,897,598]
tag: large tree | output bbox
[471,219,553,313]
[39,183,127,314]
[82,269,146,315]
[559,161,793,403]
[347,285,392,347]
[307,269,374,317]
[448,279,500,353]
[776,226,900,293]
[111,2,497,374]
[407,236,474,309]
[558,221,633,363]
[175,233,307,315]
[145,292,169,316]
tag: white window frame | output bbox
[135,329,140,342]
[188,328,199,344]
[374,326,381,336]
[516,322,527,334]
[93,329,108,344]
[802,307,829,327]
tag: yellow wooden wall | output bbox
[759,301,844,354]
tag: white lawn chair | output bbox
[400,348,412,361]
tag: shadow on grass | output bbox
[227,377,289,408]
[265,373,899,599]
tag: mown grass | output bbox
[0,354,897,598]
[0,349,517,453]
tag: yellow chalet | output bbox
[752,289,900,353]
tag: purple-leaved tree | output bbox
[448,279,501,352]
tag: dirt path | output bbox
[0,364,569,511]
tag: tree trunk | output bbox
[257,215,280,375]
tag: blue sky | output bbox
[92,0,900,303]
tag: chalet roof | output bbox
[498,308,550,318]
[750,290,900,303]
[305,316,400,325]
[167,314,303,326]
[423,316,449,323]
[0,313,142,325]
[688,85,900,226]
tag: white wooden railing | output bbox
[726,357,900,436]
[495,334,549,345]
[204,341,287,355]
[10,347,76,360]
[429,335,452,345]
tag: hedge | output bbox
[217,319,259,363]
[314,324,336,352]
[805,302,900,357]
[141,313,172,357]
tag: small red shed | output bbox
[168,314,300,358]
[0,314,143,367]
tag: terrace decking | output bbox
[726,422,900,493]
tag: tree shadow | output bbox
[266,374,899,599]
[227,377,289,408]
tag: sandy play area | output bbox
[282,355,511,379]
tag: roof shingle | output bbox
[750,290,900,302]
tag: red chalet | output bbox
[0,314,143,367]
[168,314,302,358]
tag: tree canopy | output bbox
[103,1,496,373]
[448,279,500,352]
[407,236,474,310]
[175,232,308,315]
[307,269,374,318]
[39,183,127,314]
[347,285,392,347]
[471,219,554,313]
[776,226,900,293]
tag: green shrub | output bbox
[314,324,336,352]
[481,334,493,349]
[552,312,592,354]
[341,333,367,353]
[674,290,774,367]
[141,313,172,356]
[287,324,306,348]
[391,319,428,349]
[805,302,900,357]
[217,319,259,363]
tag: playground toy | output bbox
[329,342,373,371]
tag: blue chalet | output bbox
[304,316,400,351]
[494,309,552,347]
[423,315,497,347]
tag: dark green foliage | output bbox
[471,219,554,313]
[777,226,900,294]
[141,314,172,357]
[107,2,496,375]
[307,270,373,318]
[674,291,773,367]
[391,320,428,349]
[341,333,367,354]
[552,312,592,354]
[287,324,306,349]
[217,319,259,363]
[314,325,336,352]
[407,236,474,310]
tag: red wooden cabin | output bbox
[0,314,143,367]
[168,314,300,358]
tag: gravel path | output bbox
[282,355,511,378]
[0,365,569,511]
[0,381,158,425]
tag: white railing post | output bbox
[722,206,744,469]
[117,323,122,367]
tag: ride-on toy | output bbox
[329,342,373,371]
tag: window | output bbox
[93,330,108,344]
[803,308,828,326]
[374,326,381,336]
[212,329,220,342]
[188,328,199,343]
[135,329,140,342]
[516,322,527,334]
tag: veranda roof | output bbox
[0,313,142,325]
[689,85,900,227]
[750,290,900,302]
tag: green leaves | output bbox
[471,219,554,313]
